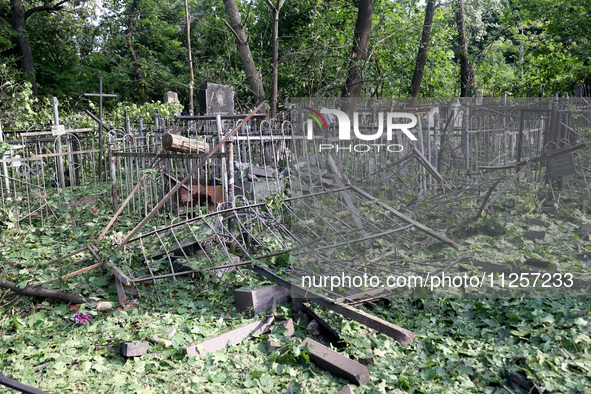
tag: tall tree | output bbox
[455,0,474,97]
[409,0,436,105]
[184,0,194,115]
[342,0,374,100]
[126,0,147,104]
[222,0,265,105]
[266,0,284,118]
[2,0,70,95]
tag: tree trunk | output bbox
[409,0,436,106]
[10,0,37,95]
[455,0,473,97]
[342,0,374,115]
[162,133,210,153]
[342,0,374,99]
[223,0,266,105]
[126,0,148,104]
[184,0,194,115]
[268,0,285,119]
[0,278,91,304]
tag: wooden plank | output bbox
[249,265,416,346]
[185,317,274,359]
[120,342,149,357]
[234,285,291,317]
[109,266,132,286]
[60,261,104,281]
[302,338,370,385]
[95,172,150,244]
[0,373,49,394]
[300,302,343,347]
[115,277,126,306]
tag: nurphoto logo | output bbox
[298,101,418,153]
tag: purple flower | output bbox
[72,312,92,324]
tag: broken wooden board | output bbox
[267,319,295,353]
[292,301,343,348]
[234,285,291,317]
[250,265,416,346]
[302,337,370,386]
[121,342,149,357]
[185,317,274,359]
[0,373,49,394]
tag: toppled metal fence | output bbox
[4,94,591,343]
[3,96,591,302]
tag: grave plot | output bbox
[0,117,99,227]
[30,100,469,350]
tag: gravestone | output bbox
[547,149,576,178]
[199,83,234,115]
[163,91,179,103]
[475,90,483,106]
[450,98,463,128]
[575,84,584,98]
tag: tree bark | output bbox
[409,0,436,105]
[126,0,148,104]
[267,0,285,119]
[0,278,90,304]
[342,0,374,99]
[184,0,194,115]
[162,133,210,153]
[455,0,474,97]
[223,0,266,105]
[10,0,37,95]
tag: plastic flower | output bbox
[72,312,92,324]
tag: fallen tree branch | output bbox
[0,278,90,304]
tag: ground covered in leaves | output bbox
[1,192,590,393]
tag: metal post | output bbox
[227,138,236,252]
[516,108,524,163]
[109,145,119,212]
[227,140,235,207]
[66,133,77,186]
[425,114,432,189]
[139,115,143,136]
[0,123,10,194]
[216,115,228,208]
[52,97,66,188]
[546,93,559,151]
[563,93,571,145]
[98,76,104,183]
[432,111,439,172]
[462,109,469,178]
[125,110,130,135]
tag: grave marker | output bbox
[199,83,234,115]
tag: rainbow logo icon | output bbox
[304,108,328,131]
